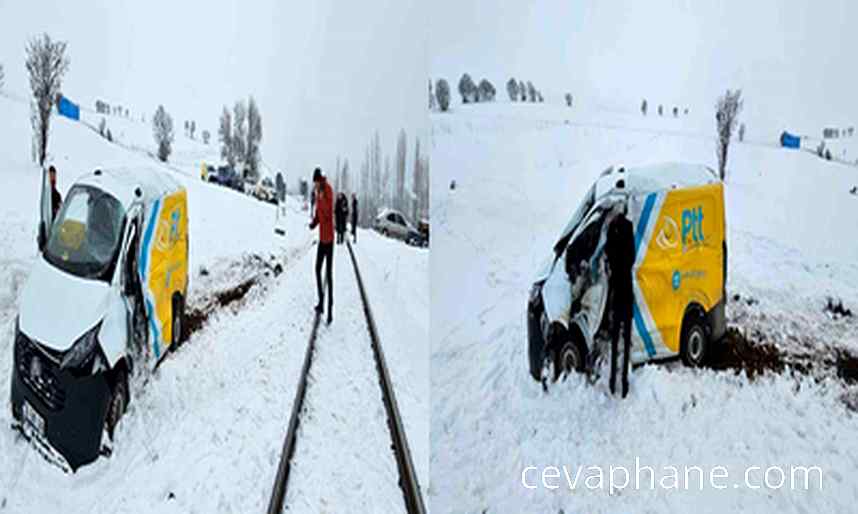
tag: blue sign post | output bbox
[57,95,80,121]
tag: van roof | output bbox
[594,162,718,198]
[76,166,184,207]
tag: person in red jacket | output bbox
[309,168,334,323]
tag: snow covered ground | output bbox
[0,93,428,512]
[429,100,858,513]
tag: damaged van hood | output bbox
[19,257,111,351]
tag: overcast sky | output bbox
[0,0,427,182]
[431,0,858,132]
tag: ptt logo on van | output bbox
[155,209,182,252]
[681,206,704,251]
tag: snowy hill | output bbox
[430,100,858,513]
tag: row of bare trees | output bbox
[332,130,429,227]
[506,77,543,103]
[218,98,263,180]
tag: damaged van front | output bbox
[528,163,727,387]
[10,167,188,470]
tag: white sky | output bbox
[430,0,858,132]
[0,0,428,183]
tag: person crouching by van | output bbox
[309,168,334,324]
[49,165,62,218]
[605,200,635,398]
[351,193,358,244]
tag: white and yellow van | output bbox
[11,166,188,470]
[527,163,727,384]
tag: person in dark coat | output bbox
[335,193,349,244]
[351,193,358,243]
[49,165,62,218]
[605,201,636,398]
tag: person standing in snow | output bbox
[335,193,349,244]
[605,199,635,398]
[309,168,334,324]
[49,165,62,218]
[351,193,358,243]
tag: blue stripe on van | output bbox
[634,192,657,256]
[633,299,657,357]
[139,199,162,360]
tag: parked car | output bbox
[12,166,189,470]
[374,208,421,243]
[209,166,243,192]
[254,177,277,204]
[414,218,430,247]
[527,163,727,385]
[200,163,215,181]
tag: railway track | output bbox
[266,241,426,514]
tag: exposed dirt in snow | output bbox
[183,250,304,339]
[706,326,785,379]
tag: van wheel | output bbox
[172,295,185,349]
[552,332,587,381]
[680,308,708,367]
[105,369,128,440]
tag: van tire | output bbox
[171,294,185,350]
[105,368,128,440]
[550,324,587,381]
[680,307,708,367]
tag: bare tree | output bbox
[245,96,263,179]
[218,106,234,167]
[0,63,4,90]
[152,105,174,162]
[26,33,70,166]
[232,100,247,171]
[429,79,435,110]
[395,130,407,214]
[477,79,496,102]
[458,73,476,104]
[526,81,536,102]
[641,99,647,116]
[412,137,429,223]
[507,78,519,102]
[715,89,743,180]
[435,78,450,112]
[519,80,526,102]
[565,93,573,107]
[202,129,210,145]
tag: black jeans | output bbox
[610,293,632,398]
[315,242,333,313]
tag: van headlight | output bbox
[61,323,102,371]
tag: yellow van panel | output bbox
[140,189,188,362]
[635,183,724,355]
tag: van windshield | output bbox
[44,185,126,281]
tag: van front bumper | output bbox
[10,329,111,471]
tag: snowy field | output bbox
[0,93,428,512]
[429,100,858,513]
